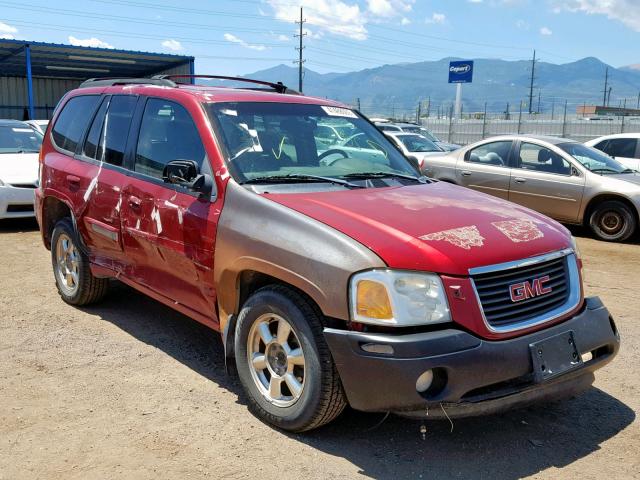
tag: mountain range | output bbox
[245,57,640,117]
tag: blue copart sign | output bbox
[448,60,474,84]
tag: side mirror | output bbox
[163,160,213,199]
[163,160,199,184]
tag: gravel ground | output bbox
[0,218,638,480]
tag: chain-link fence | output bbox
[421,113,640,146]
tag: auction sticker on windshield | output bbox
[321,106,358,118]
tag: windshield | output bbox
[207,102,420,183]
[401,126,439,142]
[396,134,441,152]
[559,142,632,174]
[0,126,42,153]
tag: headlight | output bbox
[350,269,451,326]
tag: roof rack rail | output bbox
[78,77,177,89]
[152,75,297,94]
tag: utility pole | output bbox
[607,86,612,107]
[528,50,537,114]
[416,101,421,124]
[426,96,431,117]
[637,91,640,109]
[602,67,609,106]
[294,7,306,93]
[551,99,555,120]
[537,90,541,114]
[356,97,361,111]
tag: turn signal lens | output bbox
[356,280,393,320]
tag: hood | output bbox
[265,182,572,276]
[0,152,39,185]
[608,172,640,186]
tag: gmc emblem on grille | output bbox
[509,275,552,302]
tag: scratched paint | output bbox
[419,225,485,250]
[163,200,184,225]
[492,219,544,243]
[150,206,163,234]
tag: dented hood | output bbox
[265,182,573,276]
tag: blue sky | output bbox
[1,0,639,74]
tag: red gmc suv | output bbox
[36,76,619,432]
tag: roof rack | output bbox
[78,77,177,89]
[152,75,297,94]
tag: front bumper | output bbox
[324,297,619,417]
[0,185,36,219]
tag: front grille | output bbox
[7,204,34,213]
[472,255,571,329]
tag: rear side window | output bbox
[135,99,206,179]
[52,95,101,153]
[102,96,137,166]
[467,141,512,167]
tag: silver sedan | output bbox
[423,134,640,242]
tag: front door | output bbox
[508,141,586,222]
[455,140,513,199]
[120,97,221,323]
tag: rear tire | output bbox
[51,218,109,305]
[234,285,346,432]
[589,200,636,242]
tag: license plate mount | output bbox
[529,331,582,382]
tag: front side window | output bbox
[207,102,418,183]
[559,143,632,174]
[52,95,101,153]
[604,138,638,158]
[0,126,42,153]
[516,142,571,175]
[135,99,206,179]
[467,141,512,167]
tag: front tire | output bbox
[589,200,637,242]
[234,285,346,432]
[51,218,109,305]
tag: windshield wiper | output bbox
[241,173,364,188]
[590,168,620,174]
[342,171,427,183]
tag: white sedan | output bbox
[383,132,445,169]
[0,120,42,219]
[585,133,640,171]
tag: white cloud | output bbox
[468,0,483,3]
[266,0,413,41]
[540,26,553,35]
[401,17,411,25]
[68,36,114,49]
[0,20,17,39]
[267,0,367,40]
[516,19,530,29]
[161,39,183,51]
[551,0,640,32]
[426,12,446,24]
[224,33,267,51]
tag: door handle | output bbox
[460,170,472,176]
[66,174,81,186]
[514,177,527,183]
[128,195,142,209]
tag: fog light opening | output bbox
[416,369,434,393]
[581,351,593,363]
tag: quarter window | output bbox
[82,98,109,160]
[52,95,101,153]
[516,142,571,175]
[467,141,512,167]
[135,99,206,179]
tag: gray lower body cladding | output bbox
[324,296,619,416]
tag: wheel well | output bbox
[42,197,72,249]
[583,194,639,227]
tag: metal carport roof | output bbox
[0,38,194,119]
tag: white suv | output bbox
[585,134,640,171]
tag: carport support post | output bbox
[25,44,35,120]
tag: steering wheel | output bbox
[318,148,349,166]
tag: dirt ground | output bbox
[0,218,638,480]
